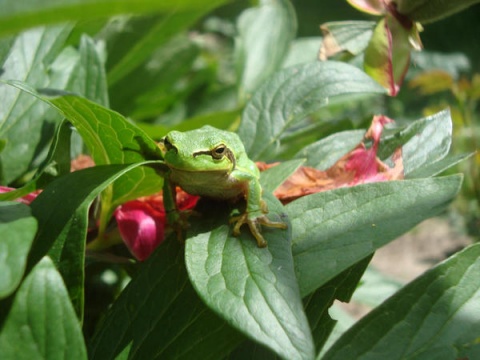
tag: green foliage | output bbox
[0,1,478,360]
[0,257,87,360]
[0,202,37,299]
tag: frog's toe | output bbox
[230,213,286,248]
[256,215,288,230]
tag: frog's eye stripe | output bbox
[223,147,236,170]
[193,145,236,169]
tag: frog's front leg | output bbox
[230,174,287,247]
[163,175,189,241]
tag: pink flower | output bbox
[114,189,199,261]
[114,200,166,261]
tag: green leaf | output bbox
[260,158,305,192]
[238,61,385,161]
[319,21,375,60]
[0,202,37,299]
[89,238,243,360]
[236,0,297,99]
[379,109,454,177]
[0,0,228,38]
[29,162,160,317]
[185,194,315,360]
[76,35,109,107]
[0,25,72,184]
[294,129,365,170]
[7,82,163,206]
[397,0,480,23]
[106,10,218,87]
[287,175,462,297]
[304,255,372,353]
[282,37,322,68]
[407,153,472,179]
[0,257,87,360]
[0,120,72,202]
[402,109,452,176]
[324,243,480,359]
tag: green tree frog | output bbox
[160,125,287,247]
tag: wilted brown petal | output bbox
[270,115,404,204]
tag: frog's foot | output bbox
[230,213,287,248]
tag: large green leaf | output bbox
[0,27,109,185]
[7,82,163,206]
[324,243,480,359]
[236,0,297,99]
[185,194,315,360]
[0,202,37,299]
[89,238,243,360]
[0,25,72,184]
[0,0,227,38]
[237,61,385,161]
[287,175,462,297]
[0,257,87,360]
[29,162,160,318]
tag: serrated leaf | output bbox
[238,61,385,161]
[236,0,297,99]
[0,257,87,360]
[89,238,243,360]
[324,244,480,359]
[0,202,37,299]
[0,0,228,37]
[29,162,160,317]
[7,82,163,206]
[294,129,365,170]
[185,194,315,360]
[0,25,72,184]
[287,175,462,297]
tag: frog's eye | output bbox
[212,144,226,159]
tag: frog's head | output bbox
[160,125,245,172]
